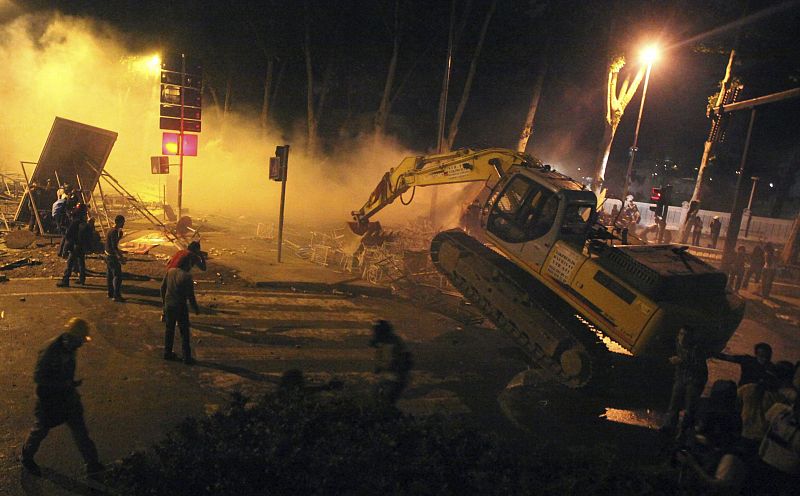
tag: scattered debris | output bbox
[0,275,8,282]
[0,258,42,270]
[4,230,36,249]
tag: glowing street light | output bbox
[622,44,660,201]
[640,45,660,65]
[146,54,162,75]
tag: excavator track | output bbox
[431,229,604,389]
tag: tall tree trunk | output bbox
[259,58,274,134]
[690,49,736,204]
[223,77,232,118]
[594,121,617,185]
[374,0,401,138]
[304,17,318,155]
[316,59,334,127]
[517,52,549,153]
[270,59,286,112]
[431,0,457,226]
[681,49,736,242]
[591,57,645,191]
[436,0,456,154]
[445,0,496,152]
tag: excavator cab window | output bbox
[561,204,593,236]
[488,175,558,243]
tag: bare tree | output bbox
[517,1,552,153]
[304,9,318,155]
[259,58,274,133]
[374,0,401,138]
[444,0,497,152]
[591,56,645,190]
[517,48,549,153]
[690,50,736,205]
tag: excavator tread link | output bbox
[431,229,607,389]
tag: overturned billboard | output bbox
[15,117,118,223]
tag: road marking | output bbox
[0,290,97,297]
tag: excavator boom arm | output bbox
[352,148,538,223]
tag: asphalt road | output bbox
[1,227,798,495]
[0,274,527,495]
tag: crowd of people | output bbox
[23,234,414,479]
[664,329,799,494]
[727,242,778,297]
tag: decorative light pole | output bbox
[622,45,659,201]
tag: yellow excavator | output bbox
[351,148,744,390]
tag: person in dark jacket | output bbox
[370,320,412,406]
[56,205,91,287]
[166,240,207,271]
[714,342,774,387]
[691,215,703,246]
[21,318,103,477]
[728,246,748,292]
[663,326,709,441]
[161,257,200,365]
[744,243,765,289]
[760,243,777,298]
[709,216,722,249]
[105,215,125,302]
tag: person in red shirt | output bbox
[166,241,207,272]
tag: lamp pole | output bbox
[622,61,652,201]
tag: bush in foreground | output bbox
[107,391,684,495]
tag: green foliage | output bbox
[107,392,686,496]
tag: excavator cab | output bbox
[482,168,596,270]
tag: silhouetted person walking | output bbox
[663,327,708,441]
[709,216,722,249]
[691,215,703,246]
[370,320,412,406]
[761,243,777,298]
[728,246,748,292]
[105,215,125,302]
[744,243,765,290]
[161,257,200,365]
[21,318,103,478]
[57,204,91,287]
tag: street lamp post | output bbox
[622,46,658,201]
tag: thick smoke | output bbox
[0,11,479,230]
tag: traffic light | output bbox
[651,184,672,219]
[159,53,202,134]
[270,145,290,181]
[650,187,662,202]
[162,133,199,156]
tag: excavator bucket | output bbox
[347,220,382,236]
[342,221,396,255]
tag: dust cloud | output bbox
[0,10,481,231]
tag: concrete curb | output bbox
[254,280,393,298]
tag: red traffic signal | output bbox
[650,187,662,202]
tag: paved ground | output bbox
[0,220,798,495]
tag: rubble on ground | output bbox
[289,218,485,325]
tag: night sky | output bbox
[19,0,800,216]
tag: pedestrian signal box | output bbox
[270,145,289,182]
[150,156,170,174]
